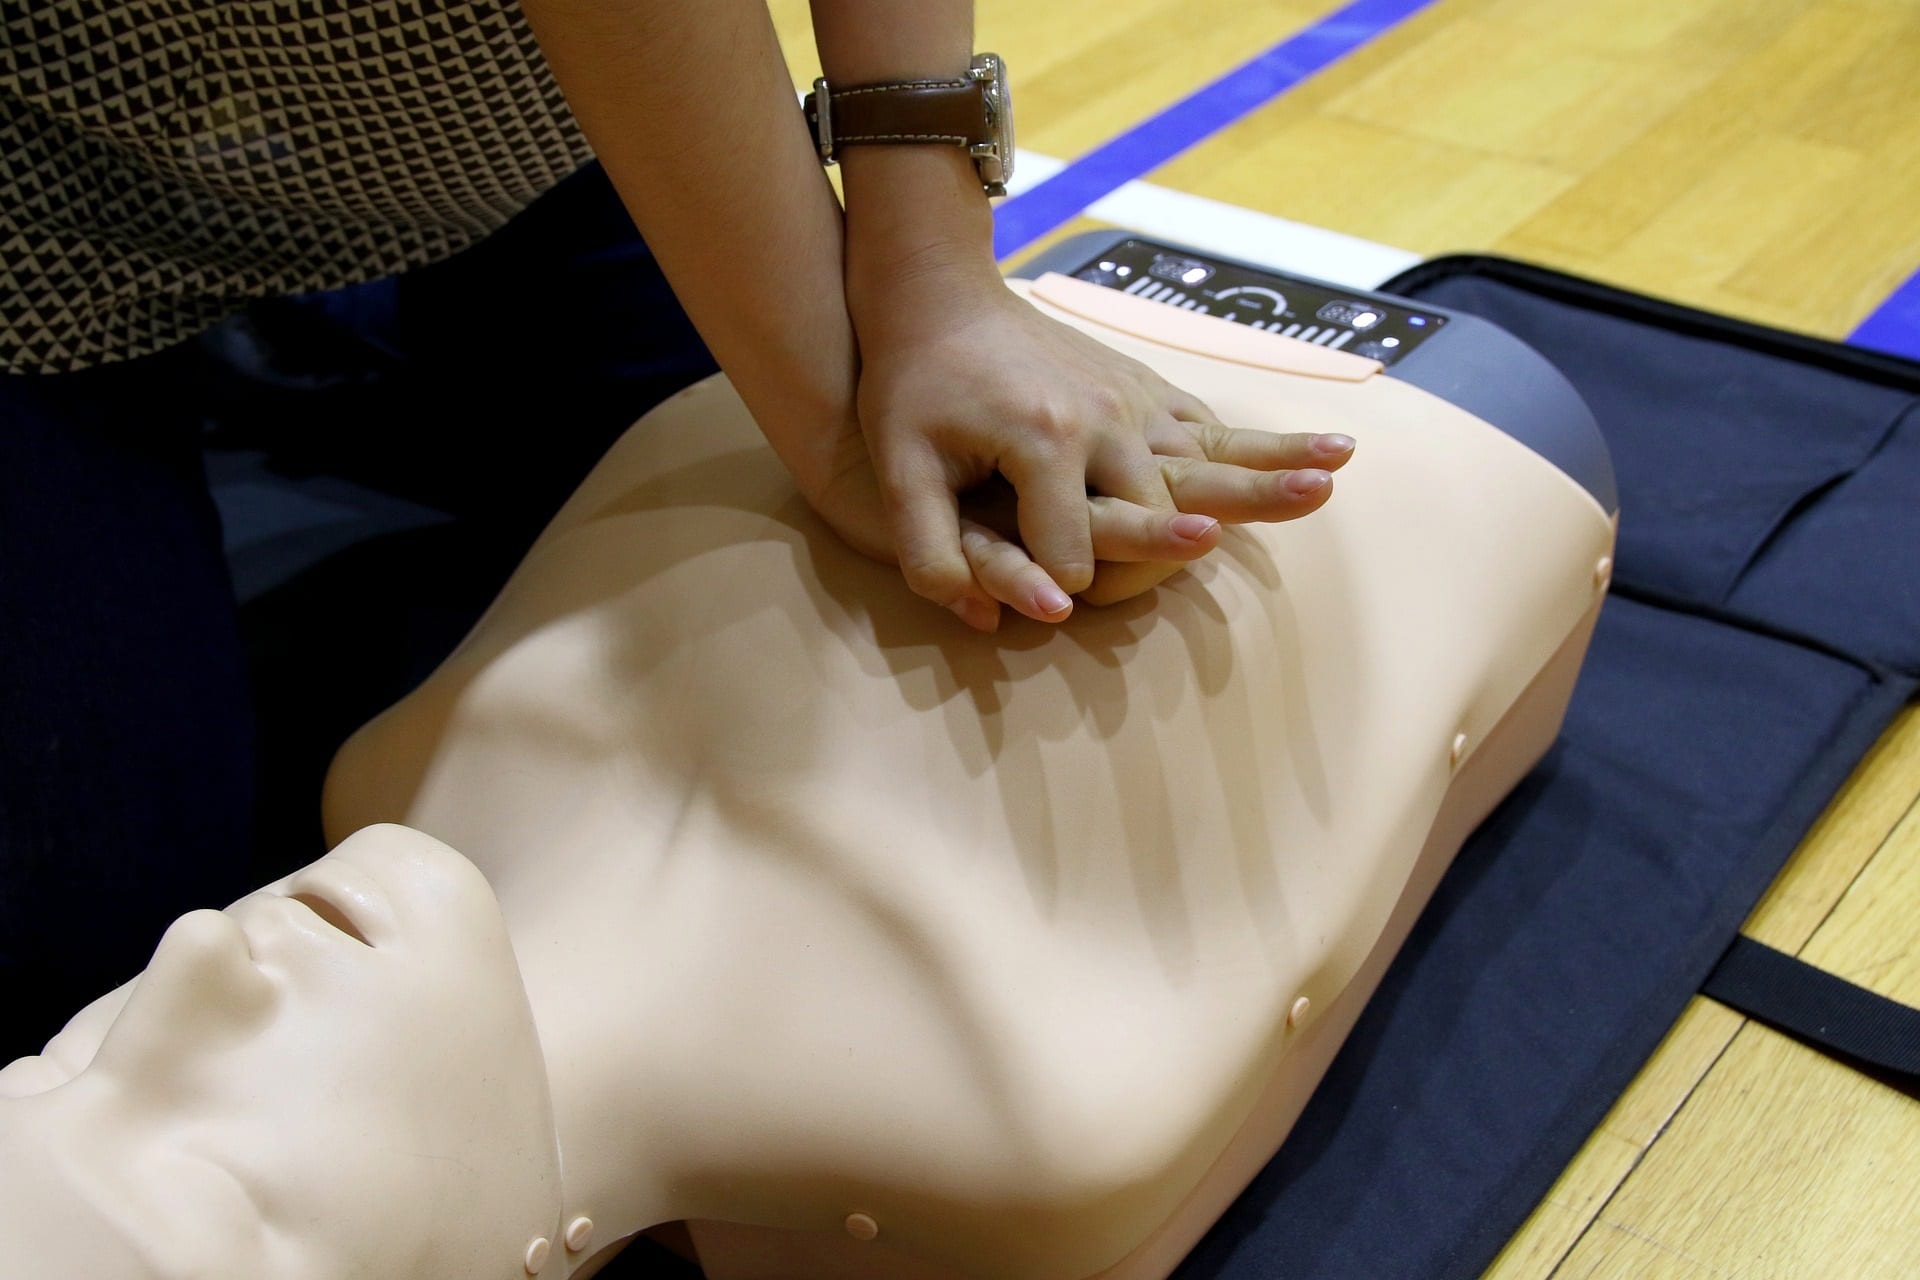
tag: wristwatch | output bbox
[803,52,1015,196]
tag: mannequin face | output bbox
[0,825,564,1279]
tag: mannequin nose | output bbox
[93,910,276,1071]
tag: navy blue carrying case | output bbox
[1170,253,1920,1280]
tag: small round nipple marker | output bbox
[524,1237,551,1274]
[1450,733,1468,768]
[564,1217,595,1253]
[1288,996,1311,1029]
[846,1213,880,1241]
[1594,556,1613,590]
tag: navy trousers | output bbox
[0,163,715,1057]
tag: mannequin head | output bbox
[0,824,565,1279]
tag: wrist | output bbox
[841,147,1000,330]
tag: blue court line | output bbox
[1850,267,1920,361]
[992,0,1443,260]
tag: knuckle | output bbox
[878,457,937,501]
[957,526,997,563]
[971,537,1025,577]
[1116,502,1159,539]
[1152,426,1208,461]
[898,555,966,602]
[1087,384,1128,420]
[1159,454,1200,486]
[1086,499,1128,544]
[1131,471,1179,510]
[1049,559,1096,596]
[1026,403,1080,446]
[1196,420,1235,456]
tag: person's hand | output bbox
[801,321,1356,631]
[847,263,1354,628]
[800,400,1231,631]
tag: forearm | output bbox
[521,2,1308,624]
[807,0,1001,335]
[517,0,857,495]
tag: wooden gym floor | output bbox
[768,1,1920,1275]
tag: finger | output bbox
[1159,456,1336,524]
[1087,432,1179,513]
[1160,422,1356,473]
[1139,388,1212,461]
[1001,448,1098,596]
[959,520,1075,622]
[1163,385,1357,471]
[1087,496,1220,563]
[882,449,1001,630]
[1203,426,1356,472]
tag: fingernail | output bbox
[1170,514,1219,542]
[1033,584,1073,618]
[1313,433,1356,455]
[1285,469,1331,495]
[948,597,999,632]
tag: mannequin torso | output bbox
[322,278,1613,1278]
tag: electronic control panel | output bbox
[1061,238,1449,366]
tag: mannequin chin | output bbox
[0,825,566,1280]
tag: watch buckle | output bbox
[971,143,1007,197]
[809,76,835,165]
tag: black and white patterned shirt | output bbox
[1,1,594,374]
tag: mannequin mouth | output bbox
[285,890,374,947]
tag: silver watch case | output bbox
[968,52,1016,197]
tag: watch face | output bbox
[973,52,1014,190]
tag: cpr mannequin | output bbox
[0,824,567,1278]
[0,275,1615,1280]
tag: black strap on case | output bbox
[1702,935,1920,1098]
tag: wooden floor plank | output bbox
[1745,707,1920,951]
[1483,998,1746,1280]
[1801,780,1920,1001]
[1005,1,1346,159]
[1558,1020,1920,1279]
[1511,5,1885,235]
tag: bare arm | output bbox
[518,0,1350,625]
[516,0,860,509]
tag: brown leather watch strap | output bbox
[805,78,993,154]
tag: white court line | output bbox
[1004,151,1419,290]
